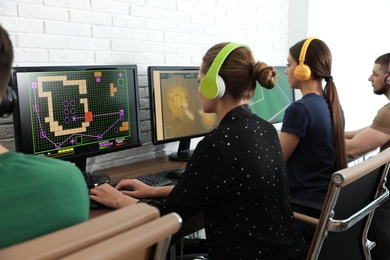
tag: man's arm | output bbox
[345,127,390,158]
[345,127,368,139]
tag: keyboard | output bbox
[136,173,172,187]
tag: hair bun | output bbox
[253,62,276,89]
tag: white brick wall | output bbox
[0,0,289,171]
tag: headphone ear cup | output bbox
[200,75,226,100]
[0,86,16,118]
[384,72,390,87]
[215,75,226,99]
[294,64,311,81]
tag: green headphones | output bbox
[200,42,249,99]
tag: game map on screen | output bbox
[22,69,133,157]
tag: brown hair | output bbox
[201,42,276,101]
[290,38,347,170]
[0,25,13,93]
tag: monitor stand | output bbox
[169,138,193,162]
[75,158,110,188]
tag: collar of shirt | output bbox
[219,104,252,126]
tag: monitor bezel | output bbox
[11,65,142,170]
[274,65,295,109]
[249,65,295,125]
[148,65,214,146]
[272,65,295,129]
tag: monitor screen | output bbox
[148,66,219,162]
[249,66,294,127]
[11,65,142,187]
[148,65,293,162]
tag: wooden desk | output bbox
[88,156,204,244]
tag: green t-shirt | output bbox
[0,151,89,248]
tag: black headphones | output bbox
[384,57,390,87]
[0,85,16,118]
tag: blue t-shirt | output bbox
[281,93,336,204]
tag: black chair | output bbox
[294,147,390,260]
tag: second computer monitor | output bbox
[249,66,294,129]
[148,65,294,162]
[148,66,219,162]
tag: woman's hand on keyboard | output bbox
[90,183,138,209]
[115,179,174,198]
[115,179,154,198]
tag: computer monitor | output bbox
[148,65,293,162]
[249,66,294,129]
[11,65,142,187]
[148,66,219,162]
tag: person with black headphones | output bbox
[345,53,390,260]
[90,42,307,259]
[0,25,90,249]
[346,53,390,157]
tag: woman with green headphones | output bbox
[91,42,307,259]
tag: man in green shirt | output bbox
[0,25,89,249]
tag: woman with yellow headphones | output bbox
[279,37,347,241]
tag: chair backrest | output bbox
[61,212,182,260]
[299,147,390,260]
[0,203,160,260]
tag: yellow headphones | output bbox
[294,37,317,81]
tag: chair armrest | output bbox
[293,212,319,227]
[0,204,160,260]
[290,196,323,218]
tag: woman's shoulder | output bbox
[286,99,310,114]
[290,94,327,111]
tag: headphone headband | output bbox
[200,42,248,99]
[298,37,317,65]
[208,42,247,74]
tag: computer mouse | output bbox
[120,186,134,192]
[110,183,134,191]
[166,169,184,179]
[90,199,105,210]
